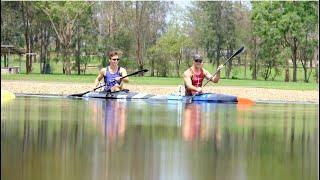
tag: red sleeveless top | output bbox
[185,68,205,96]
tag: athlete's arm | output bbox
[94,68,106,88]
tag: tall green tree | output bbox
[92,1,170,73]
[1,2,24,46]
[35,1,95,75]
[252,2,283,80]
[131,1,171,73]
[279,2,318,82]
[233,2,252,79]
[1,2,24,68]
[21,1,36,74]
[148,24,192,77]
[193,1,236,76]
[252,1,318,82]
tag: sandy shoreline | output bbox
[1,80,319,103]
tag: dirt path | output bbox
[1,80,319,103]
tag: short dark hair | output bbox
[108,51,119,59]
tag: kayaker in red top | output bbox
[183,54,223,96]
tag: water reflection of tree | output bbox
[179,103,319,179]
[241,104,319,180]
[1,98,319,179]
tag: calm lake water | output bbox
[1,96,319,180]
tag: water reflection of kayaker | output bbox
[182,103,202,141]
[182,103,222,148]
[90,99,127,142]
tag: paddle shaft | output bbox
[70,69,148,97]
[202,46,244,87]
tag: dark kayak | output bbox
[81,90,253,104]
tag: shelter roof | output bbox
[1,45,26,55]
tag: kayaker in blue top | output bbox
[94,51,129,92]
[183,54,223,96]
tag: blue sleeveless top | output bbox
[104,66,122,91]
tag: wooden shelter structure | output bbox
[1,45,25,55]
[1,45,26,73]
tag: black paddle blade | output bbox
[68,90,91,97]
[222,46,245,66]
[134,69,148,74]
[125,69,148,77]
[231,46,244,59]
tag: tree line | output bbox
[1,1,318,82]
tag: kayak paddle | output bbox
[69,69,148,97]
[202,46,244,87]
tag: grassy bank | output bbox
[1,73,318,91]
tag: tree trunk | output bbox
[40,26,50,74]
[40,27,45,74]
[216,38,221,68]
[45,27,51,74]
[150,58,155,76]
[225,48,233,78]
[21,2,32,74]
[63,48,71,75]
[253,58,257,80]
[4,55,8,67]
[135,2,144,75]
[315,48,319,83]
[303,66,308,83]
[291,38,298,82]
[76,28,81,75]
[175,54,181,77]
[316,56,319,83]
[300,50,310,83]
[252,36,258,80]
[55,36,60,53]
[284,58,290,82]
[244,53,247,79]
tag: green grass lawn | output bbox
[3,57,318,91]
[1,73,318,91]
